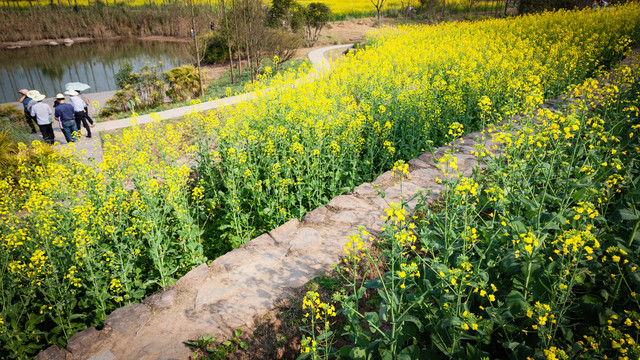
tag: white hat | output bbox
[65,89,79,96]
[34,93,46,102]
[55,93,65,99]
[26,90,40,98]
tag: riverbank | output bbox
[0,35,189,50]
[0,4,211,43]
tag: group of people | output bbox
[593,0,608,10]
[18,88,95,145]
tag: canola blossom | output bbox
[0,119,207,356]
[199,3,640,246]
[311,43,640,359]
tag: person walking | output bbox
[66,89,92,138]
[77,90,96,128]
[30,93,55,145]
[54,94,79,144]
[18,89,37,133]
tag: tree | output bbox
[370,0,387,20]
[267,0,305,32]
[304,2,332,47]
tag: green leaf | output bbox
[379,304,389,322]
[365,278,384,289]
[365,312,380,327]
[316,330,333,342]
[234,328,242,337]
[398,314,423,330]
[349,346,367,360]
[616,208,639,221]
[339,346,354,359]
[505,290,527,315]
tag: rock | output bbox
[174,262,208,289]
[210,247,251,272]
[66,327,100,354]
[418,152,435,164]
[372,170,394,186]
[48,41,59,46]
[87,350,115,360]
[384,182,426,203]
[241,233,276,248]
[327,195,378,212]
[301,206,327,225]
[329,210,385,228]
[289,227,324,253]
[195,247,287,309]
[409,168,441,186]
[143,289,176,309]
[268,218,299,245]
[63,38,73,44]
[408,158,431,169]
[353,182,377,197]
[103,303,151,337]
[36,345,69,360]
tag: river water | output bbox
[0,39,193,104]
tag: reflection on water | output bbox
[0,39,193,104]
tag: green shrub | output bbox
[163,65,202,102]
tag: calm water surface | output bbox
[0,39,193,104]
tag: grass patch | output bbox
[0,105,32,144]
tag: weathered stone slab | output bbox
[195,247,287,309]
[301,206,328,225]
[67,327,100,354]
[103,303,151,337]
[87,350,115,360]
[36,345,69,360]
[175,262,208,289]
[241,233,276,248]
[143,289,176,310]
[327,195,378,212]
[329,210,386,228]
[269,219,300,245]
[289,227,325,252]
[353,182,377,197]
[408,158,431,169]
[417,152,435,164]
[210,248,251,273]
[409,168,441,186]
[372,170,394,186]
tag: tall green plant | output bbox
[164,65,202,102]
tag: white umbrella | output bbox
[64,82,91,92]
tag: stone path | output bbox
[37,116,508,359]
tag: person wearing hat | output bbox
[66,89,92,138]
[76,90,95,128]
[54,94,78,144]
[30,93,55,145]
[18,89,37,133]
[25,90,40,113]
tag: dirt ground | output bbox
[200,17,379,83]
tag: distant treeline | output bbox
[0,3,213,42]
[517,0,625,13]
